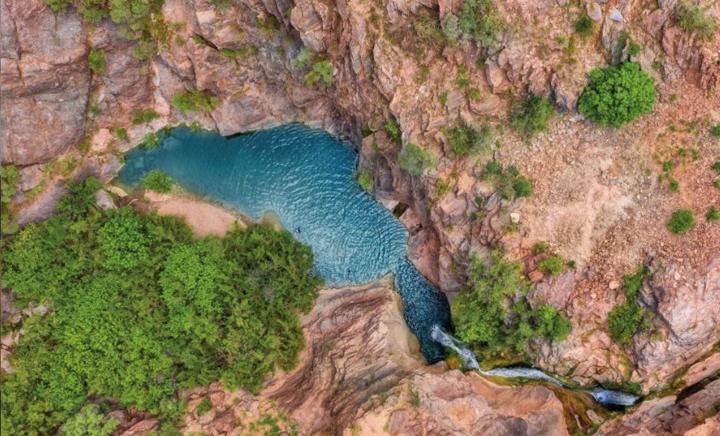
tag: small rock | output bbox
[587,2,603,22]
[18,165,45,191]
[556,0,568,5]
[91,128,114,152]
[95,190,116,210]
[609,280,621,290]
[509,212,521,224]
[609,9,623,22]
[529,270,545,283]
[107,185,128,197]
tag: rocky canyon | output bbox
[1,0,719,435]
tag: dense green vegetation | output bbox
[538,256,566,277]
[132,108,161,125]
[706,206,719,223]
[607,267,650,345]
[480,161,534,200]
[443,123,492,157]
[143,169,174,193]
[578,62,656,128]
[445,0,505,48]
[573,15,595,39]
[399,143,436,176]
[292,48,334,88]
[88,48,106,74]
[452,254,572,360]
[385,116,402,145]
[1,178,322,436]
[677,3,718,40]
[509,96,555,137]
[173,89,220,113]
[667,209,695,235]
[63,404,119,436]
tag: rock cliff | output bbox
[2,0,720,421]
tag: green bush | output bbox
[706,206,719,222]
[1,165,20,235]
[194,399,212,417]
[455,0,505,48]
[56,177,102,220]
[444,123,492,157]
[113,127,128,140]
[1,179,322,436]
[304,60,334,88]
[139,132,160,149]
[173,89,220,113]
[131,109,160,125]
[538,256,565,277]
[291,47,316,69]
[62,404,118,436]
[385,116,402,145]
[399,143,436,176]
[712,161,720,173]
[452,254,572,357]
[510,96,554,137]
[480,161,534,200]
[667,209,695,235]
[356,169,373,192]
[711,124,720,138]
[42,0,73,13]
[143,170,174,193]
[607,266,650,345]
[412,10,445,47]
[88,48,106,74]
[677,3,718,40]
[578,62,656,128]
[573,15,594,38]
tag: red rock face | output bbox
[1,0,91,165]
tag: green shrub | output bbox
[711,124,720,138]
[531,241,548,254]
[538,256,566,277]
[356,169,373,192]
[442,14,460,41]
[677,3,718,40]
[113,127,128,140]
[480,161,534,200]
[291,47,316,69]
[304,60,334,88]
[578,62,656,128]
[56,177,102,220]
[629,41,642,56]
[412,10,445,47]
[88,48,106,74]
[42,0,73,13]
[712,161,720,173]
[706,206,719,222]
[194,399,212,417]
[173,89,220,113]
[139,132,160,149]
[1,165,20,235]
[573,15,594,38]
[143,170,174,193]
[468,88,482,101]
[607,266,650,345]
[443,123,492,157]
[62,404,118,436]
[452,254,572,357]
[399,143,436,177]
[1,180,321,436]
[385,116,402,145]
[456,0,505,48]
[131,109,160,125]
[435,179,452,197]
[510,96,554,137]
[667,209,695,235]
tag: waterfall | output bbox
[430,325,640,408]
[430,325,480,370]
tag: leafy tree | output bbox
[56,177,102,220]
[79,0,110,22]
[510,96,554,137]
[399,143,436,176]
[62,404,119,436]
[173,89,220,113]
[578,62,656,128]
[88,49,106,74]
[667,209,695,235]
[143,170,174,193]
[1,179,322,436]
[452,253,572,358]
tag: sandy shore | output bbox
[144,191,247,237]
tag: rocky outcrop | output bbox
[1,0,91,165]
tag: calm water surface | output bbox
[119,125,451,361]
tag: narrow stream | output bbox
[118,125,639,407]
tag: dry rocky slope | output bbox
[2,0,720,434]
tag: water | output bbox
[431,326,640,408]
[119,125,451,361]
